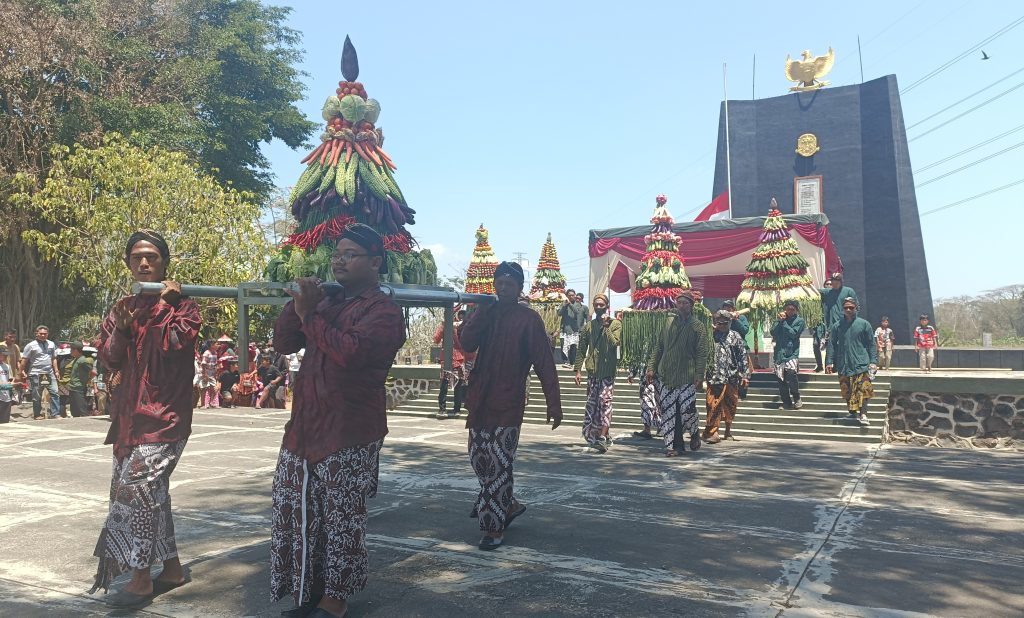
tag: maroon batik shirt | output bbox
[98,294,202,460]
[274,287,406,464]
[459,302,563,430]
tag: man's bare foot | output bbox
[153,557,186,585]
[318,596,348,617]
[122,569,154,596]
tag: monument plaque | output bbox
[794,176,822,214]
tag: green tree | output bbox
[16,135,270,336]
[0,0,315,335]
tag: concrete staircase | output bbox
[390,368,888,444]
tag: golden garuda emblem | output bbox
[795,133,820,157]
[785,48,835,92]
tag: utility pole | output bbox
[511,252,531,284]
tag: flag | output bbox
[694,191,730,221]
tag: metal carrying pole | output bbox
[131,282,496,306]
[131,281,496,372]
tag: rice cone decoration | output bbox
[631,195,691,310]
[620,195,693,369]
[265,35,436,285]
[465,224,498,295]
[528,233,568,303]
[735,199,823,330]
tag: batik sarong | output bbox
[90,439,188,593]
[839,372,874,412]
[270,440,383,605]
[561,332,580,359]
[468,426,520,533]
[582,376,614,443]
[659,383,698,450]
[640,378,661,428]
[704,383,738,438]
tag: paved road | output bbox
[1,406,1022,617]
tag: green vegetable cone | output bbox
[735,200,823,330]
[265,35,435,285]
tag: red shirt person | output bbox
[270,224,405,618]
[432,308,473,415]
[90,230,200,608]
[459,261,562,551]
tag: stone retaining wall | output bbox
[887,391,1023,449]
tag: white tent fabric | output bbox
[589,233,827,302]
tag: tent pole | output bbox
[723,62,733,219]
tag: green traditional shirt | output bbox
[67,355,95,391]
[771,316,805,364]
[826,315,878,376]
[819,286,859,330]
[574,318,622,379]
[646,312,711,389]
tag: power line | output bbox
[900,14,1024,94]
[908,79,1024,142]
[907,66,1024,130]
[916,139,1024,187]
[920,177,1024,217]
[916,123,1024,173]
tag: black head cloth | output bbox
[340,223,388,274]
[494,261,525,287]
[125,230,170,262]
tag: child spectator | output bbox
[913,314,938,372]
[874,316,895,370]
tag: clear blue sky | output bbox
[263,1,1023,300]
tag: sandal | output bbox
[152,568,191,595]
[478,535,503,551]
[632,430,653,439]
[104,589,153,609]
[505,503,527,528]
[665,449,678,457]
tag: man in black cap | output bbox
[459,261,563,550]
[271,223,406,618]
[90,229,201,607]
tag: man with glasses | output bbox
[826,297,878,427]
[271,224,406,618]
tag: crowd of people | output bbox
[194,336,299,410]
[2,225,945,618]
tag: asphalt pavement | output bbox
[1,404,1021,617]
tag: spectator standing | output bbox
[3,330,21,401]
[66,342,97,417]
[198,345,220,408]
[874,316,895,370]
[21,325,60,420]
[0,343,13,423]
[433,310,470,416]
[557,289,587,368]
[914,314,938,372]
